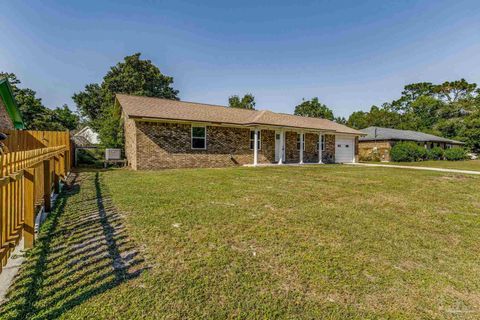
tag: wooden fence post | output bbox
[0,154,4,269]
[53,156,60,194]
[43,160,51,212]
[4,153,11,264]
[24,168,35,248]
[0,141,70,272]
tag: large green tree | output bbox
[228,94,255,110]
[434,79,477,103]
[51,105,80,130]
[73,53,179,147]
[294,98,334,120]
[346,79,480,152]
[346,105,401,130]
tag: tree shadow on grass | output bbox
[0,172,148,320]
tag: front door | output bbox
[275,131,282,162]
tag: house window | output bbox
[250,130,261,150]
[316,135,326,152]
[191,126,206,149]
[297,134,305,151]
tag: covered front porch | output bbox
[248,128,335,166]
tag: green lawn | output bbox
[3,166,480,319]
[363,160,480,171]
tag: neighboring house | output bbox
[358,126,465,161]
[117,94,364,170]
[73,126,100,146]
[0,78,25,130]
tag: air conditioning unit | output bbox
[105,148,122,160]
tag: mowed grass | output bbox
[51,165,480,319]
[364,160,480,171]
[3,166,480,319]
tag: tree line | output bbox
[230,82,480,152]
[1,53,479,152]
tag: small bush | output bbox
[416,147,428,161]
[427,147,444,160]
[444,148,466,161]
[77,148,104,167]
[391,142,426,162]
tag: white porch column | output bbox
[299,132,304,164]
[318,133,323,164]
[278,130,284,164]
[253,129,259,166]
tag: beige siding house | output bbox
[117,94,364,170]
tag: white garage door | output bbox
[335,136,355,163]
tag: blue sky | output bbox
[1,0,479,118]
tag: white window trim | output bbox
[191,125,207,150]
[250,130,261,150]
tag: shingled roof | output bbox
[116,94,362,135]
[359,127,464,144]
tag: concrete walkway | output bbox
[350,162,480,175]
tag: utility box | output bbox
[105,148,122,160]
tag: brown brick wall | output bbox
[323,134,335,163]
[358,140,392,161]
[0,97,14,130]
[123,114,137,169]
[304,133,318,163]
[132,121,278,169]
[260,129,275,163]
[124,119,342,169]
[283,132,330,163]
[285,131,299,163]
[355,136,359,162]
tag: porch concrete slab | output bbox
[243,163,324,167]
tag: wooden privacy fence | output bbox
[0,133,71,273]
[2,129,72,167]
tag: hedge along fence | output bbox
[0,131,71,274]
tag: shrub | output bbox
[416,147,428,161]
[444,147,466,161]
[390,142,426,162]
[427,147,444,160]
[77,148,104,167]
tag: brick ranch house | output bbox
[117,94,364,170]
[358,126,465,162]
